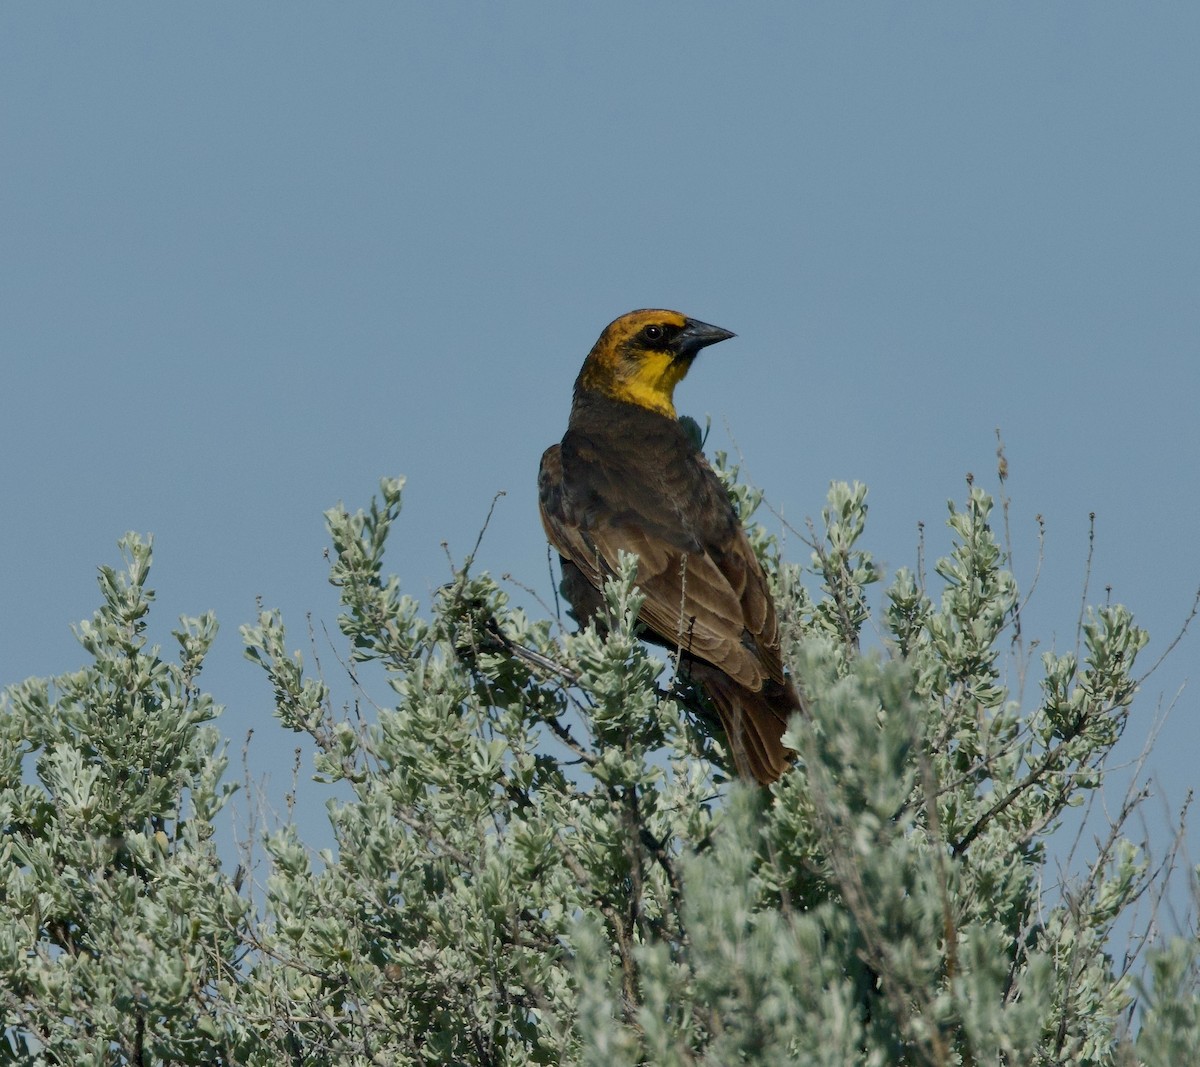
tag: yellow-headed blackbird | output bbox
[538,309,802,784]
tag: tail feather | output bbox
[693,667,803,785]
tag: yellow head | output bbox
[575,309,736,418]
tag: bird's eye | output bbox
[641,325,665,343]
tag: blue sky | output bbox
[3,5,1198,897]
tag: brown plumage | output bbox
[538,309,802,784]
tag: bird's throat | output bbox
[606,350,689,418]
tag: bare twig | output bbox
[1074,513,1097,660]
[1135,586,1200,688]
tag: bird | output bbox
[538,309,803,784]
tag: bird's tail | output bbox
[693,667,804,785]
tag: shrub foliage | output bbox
[2,471,1196,1064]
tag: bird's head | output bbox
[575,309,735,418]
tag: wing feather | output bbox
[540,428,783,691]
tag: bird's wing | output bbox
[588,520,783,691]
[539,440,783,692]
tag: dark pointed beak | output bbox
[677,317,736,358]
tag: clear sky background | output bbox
[3,6,1198,905]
